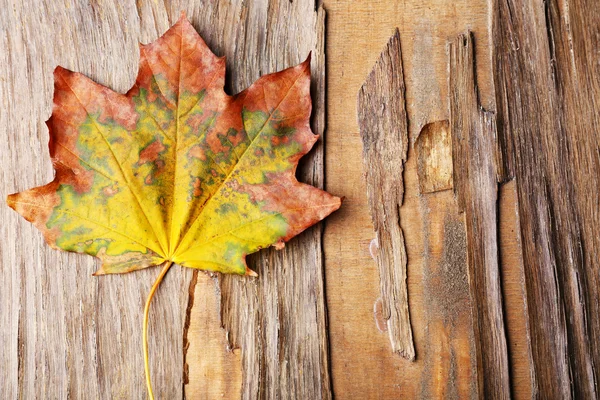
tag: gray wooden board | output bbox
[0,1,327,398]
[0,2,196,398]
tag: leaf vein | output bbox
[12,200,162,255]
[174,67,307,254]
[59,74,167,256]
[179,202,337,255]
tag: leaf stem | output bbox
[143,261,174,400]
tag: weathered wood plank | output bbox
[448,32,510,398]
[0,2,194,398]
[323,0,490,397]
[493,0,600,397]
[182,1,331,399]
[2,1,328,398]
[415,189,477,399]
[357,30,415,361]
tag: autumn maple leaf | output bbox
[7,15,340,398]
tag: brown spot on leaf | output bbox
[189,145,207,161]
[227,129,245,147]
[271,136,289,146]
[207,130,228,154]
[187,113,204,130]
[138,139,165,165]
[103,184,119,197]
[192,178,203,197]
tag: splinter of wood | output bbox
[448,32,510,398]
[357,29,415,361]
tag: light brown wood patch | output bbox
[416,120,454,193]
[323,1,491,396]
[185,272,242,399]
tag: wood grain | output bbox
[493,0,600,396]
[357,30,415,360]
[9,0,597,398]
[449,32,510,398]
[323,0,491,397]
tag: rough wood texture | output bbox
[0,3,194,398]
[449,33,510,398]
[182,1,330,399]
[324,0,489,397]
[357,30,415,361]
[493,0,600,397]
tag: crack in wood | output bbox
[181,269,199,391]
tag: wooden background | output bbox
[2,0,599,399]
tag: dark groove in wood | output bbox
[182,269,198,392]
